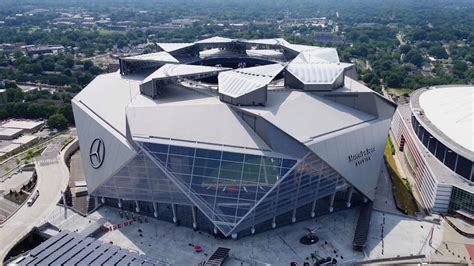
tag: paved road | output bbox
[0,137,74,262]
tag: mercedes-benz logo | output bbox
[89,138,105,169]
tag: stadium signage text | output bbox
[348,147,375,167]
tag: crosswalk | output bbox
[37,158,58,166]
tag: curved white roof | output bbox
[419,86,474,152]
[286,63,344,84]
[142,64,228,84]
[218,63,285,98]
[122,51,178,63]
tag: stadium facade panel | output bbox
[73,37,396,238]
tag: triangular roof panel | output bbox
[291,48,340,63]
[244,38,289,46]
[143,64,229,84]
[286,62,345,84]
[195,36,233,44]
[157,42,195,53]
[218,63,285,98]
[122,51,179,63]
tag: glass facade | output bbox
[448,186,474,215]
[233,152,348,233]
[139,142,297,235]
[93,153,192,206]
[411,115,474,182]
[93,141,348,236]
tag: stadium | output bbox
[72,36,396,241]
[391,85,473,219]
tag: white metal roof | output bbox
[243,38,288,46]
[157,42,195,53]
[239,90,376,143]
[0,143,21,153]
[122,51,179,63]
[291,48,340,63]
[127,86,272,152]
[218,64,285,98]
[12,135,38,144]
[419,86,474,152]
[195,36,233,44]
[246,49,285,60]
[73,71,143,135]
[286,62,345,84]
[1,120,44,130]
[281,43,319,53]
[143,64,229,84]
[0,127,23,137]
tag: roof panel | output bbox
[291,48,340,63]
[286,62,345,84]
[281,43,319,53]
[243,38,289,46]
[127,88,272,152]
[122,51,179,63]
[239,90,376,143]
[218,63,285,98]
[73,72,143,135]
[157,42,195,53]
[143,64,229,84]
[195,36,233,44]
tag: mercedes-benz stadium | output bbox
[391,85,473,218]
[72,36,396,240]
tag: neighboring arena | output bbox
[391,85,473,218]
[72,37,396,241]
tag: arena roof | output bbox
[418,86,473,152]
[218,63,285,98]
[286,62,345,84]
[73,72,143,136]
[157,42,195,53]
[127,85,273,154]
[122,51,179,63]
[142,64,228,84]
[240,90,377,143]
[195,36,233,44]
[291,48,340,63]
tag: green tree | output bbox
[47,113,68,130]
[386,73,402,88]
[405,50,423,67]
[428,46,448,59]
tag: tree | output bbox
[47,113,68,130]
[83,60,93,71]
[400,45,411,54]
[386,73,402,88]
[428,46,448,59]
[405,50,423,67]
[452,61,468,79]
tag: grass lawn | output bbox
[384,137,419,215]
[386,87,414,96]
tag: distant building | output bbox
[0,127,23,140]
[391,85,473,217]
[1,120,45,133]
[13,135,39,147]
[24,45,64,55]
